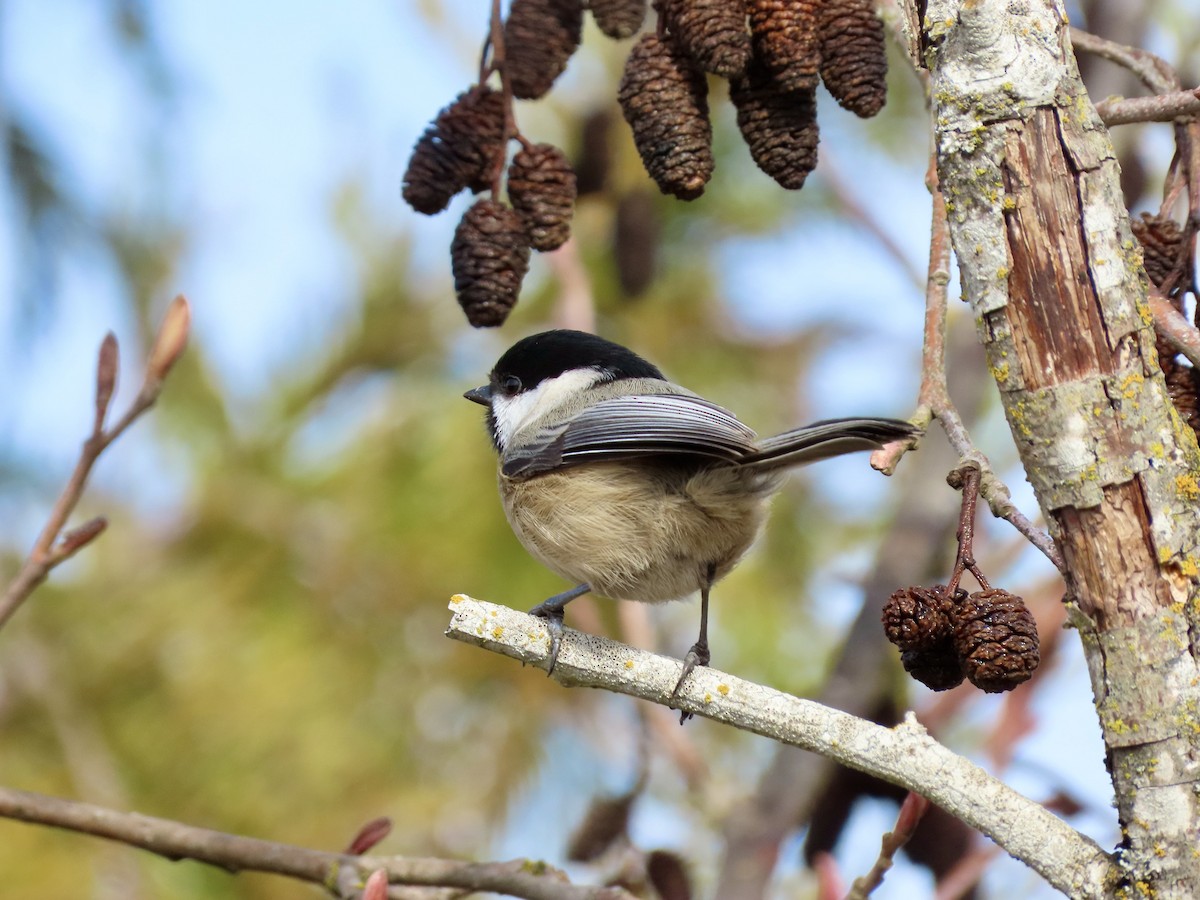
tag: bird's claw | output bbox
[529,603,566,675]
[669,641,711,724]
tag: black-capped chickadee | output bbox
[465,330,916,708]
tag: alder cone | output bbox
[450,199,531,327]
[507,143,577,252]
[614,189,659,297]
[952,589,1040,693]
[402,87,506,215]
[618,34,714,200]
[819,0,887,118]
[1130,212,1186,288]
[900,641,965,692]
[574,108,614,196]
[506,0,584,100]
[660,0,751,77]
[730,59,819,190]
[882,585,957,652]
[750,0,822,92]
[588,0,646,39]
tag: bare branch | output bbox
[446,597,1114,898]
[0,296,193,632]
[883,159,1065,572]
[845,793,930,899]
[1069,28,1178,95]
[1096,88,1200,126]
[0,784,631,900]
[1150,290,1200,369]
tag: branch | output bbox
[0,785,631,900]
[1096,88,1200,126]
[1069,28,1178,95]
[446,597,1114,898]
[845,793,930,900]
[1150,290,1200,369]
[0,295,192,632]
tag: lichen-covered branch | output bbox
[446,596,1114,898]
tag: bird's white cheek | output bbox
[491,368,605,451]
[491,392,540,451]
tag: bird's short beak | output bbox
[464,385,492,406]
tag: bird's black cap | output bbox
[490,330,664,390]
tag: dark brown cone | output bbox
[402,87,507,215]
[574,108,614,196]
[750,0,822,92]
[505,0,584,100]
[618,34,714,200]
[730,59,819,190]
[661,0,752,77]
[900,641,964,692]
[818,0,887,118]
[1165,363,1200,435]
[952,589,1040,693]
[615,189,660,297]
[588,0,646,39]
[507,143,577,251]
[1130,212,1185,288]
[882,585,956,652]
[450,199,531,327]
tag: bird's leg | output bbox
[671,566,716,723]
[529,583,591,674]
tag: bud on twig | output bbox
[145,295,191,389]
[345,816,393,855]
[362,868,389,900]
[94,332,119,435]
[58,517,108,557]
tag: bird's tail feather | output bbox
[741,417,917,471]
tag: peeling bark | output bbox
[922,0,1200,894]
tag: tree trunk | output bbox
[922,0,1200,893]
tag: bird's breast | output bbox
[499,460,778,602]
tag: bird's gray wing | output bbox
[501,394,757,480]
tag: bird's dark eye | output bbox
[500,375,522,395]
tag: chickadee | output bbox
[465,330,916,708]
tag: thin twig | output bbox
[1069,28,1178,95]
[1096,88,1200,126]
[1150,290,1200,369]
[487,0,516,199]
[445,597,1114,899]
[0,296,191,632]
[878,159,1065,572]
[0,785,631,900]
[845,793,930,899]
[945,462,990,594]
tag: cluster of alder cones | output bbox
[882,584,1039,693]
[401,0,888,328]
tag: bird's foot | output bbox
[669,640,711,724]
[528,601,566,675]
